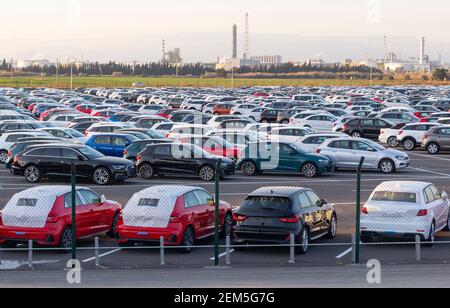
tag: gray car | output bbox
[422,126,450,154]
[318,138,410,173]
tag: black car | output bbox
[182,114,212,125]
[124,139,169,161]
[260,109,283,123]
[341,118,394,139]
[11,144,136,185]
[0,122,45,136]
[4,138,64,169]
[232,187,337,254]
[136,143,235,181]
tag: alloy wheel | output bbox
[302,163,317,178]
[242,161,256,176]
[0,151,7,164]
[94,168,110,185]
[200,166,215,181]
[25,166,40,183]
[380,160,394,173]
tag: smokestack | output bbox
[232,24,237,59]
[244,13,250,60]
[419,37,426,65]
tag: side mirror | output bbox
[77,155,85,161]
[442,192,448,201]
[101,195,107,204]
[208,198,215,207]
[321,198,328,206]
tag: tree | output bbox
[433,68,448,81]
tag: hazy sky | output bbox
[0,0,449,62]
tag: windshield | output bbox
[372,191,417,203]
[66,128,85,138]
[365,140,385,151]
[78,146,105,159]
[241,196,292,211]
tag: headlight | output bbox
[112,165,126,170]
[395,156,408,161]
[318,159,329,164]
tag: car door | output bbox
[184,191,208,237]
[92,135,113,156]
[40,147,63,175]
[327,140,353,168]
[428,185,448,229]
[361,119,376,139]
[64,191,91,238]
[439,128,450,150]
[194,190,216,235]
[278,143,299,171]
[78,189,109,234]
[350,141,379,169]
[111,136,129,157]
[297,192,323,235]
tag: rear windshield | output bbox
[138,198,160,207]
[372,191,417,203]
[241,196,292,211]
[16,198,38,207]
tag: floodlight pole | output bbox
[355,157,365,264]
[214,159,222,267]
[71,163,77,264]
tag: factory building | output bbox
[250,55,283,65]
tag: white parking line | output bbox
[336,247,352,259]
[409,152,450,162]
[409,167,450,178]
[209,249,235,261]
[81,248,121,263]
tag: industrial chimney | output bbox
[232,24,237,59]
[419,37,426,65]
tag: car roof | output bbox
[131,185,204,198]
[12,186,91,199]
[374,181,433,193]
[248,187,308,197]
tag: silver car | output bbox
[318,138,410,173]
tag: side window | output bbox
[429,185,442,201]
[154,145,171,156]
[424,187,435,204]
[297,193,312,209]
[42,148,61,157]
[64,192,84,208]
[184,192,200,208]
[62,149,79,159]
[25,148,45,156]
[78,190,101,205]
[194,190,213,205]
[352,141,375,152]
[305,191,322,207]
[112,137,128,147]
[94,136,111,145]
[329,140,350,149]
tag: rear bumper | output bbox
[361,217,432,240]
[0,226,62,246]
[233,227,297,244]
[117,225,183,246]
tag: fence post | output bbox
[354,157,365,264]
[352,234,357,263]
[289,233,295,264]
[28,240,33,269]
[415,235,421,262]
[225,235,231,265]
[71,163,77,264]
[160,236,165,266]
[95,237,100,268]
[214,159,222,267]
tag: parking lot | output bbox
[2,149,450,270]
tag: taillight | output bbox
[362,207,369,215]
[169,216,181,223]
[280,215,300,223]
[123,149,128,155]
[342,125,349,131]
[7,150,12,158]
[424,134,429,140]
[136,154,142,161]
[417,209,428,217]
[232,213,247,222]
[166,133,170,138]
[398,130,404,135]
[13,155,19,163]
[46,215,60,223]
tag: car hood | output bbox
[382,148,408,158]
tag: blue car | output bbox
[85,133,140,157]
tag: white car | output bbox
[166,124,214,140]
[296,133,347,153]
[291,114,337,132]
[397,123,440,151]
[0,131,51,163]
[269,127,314,144]
[85,122,135,137]
[361,181,449,243]
[138,104,165,115]
[38,127,90,144]
[230,104,258,116]
[47,113,81,127]
[379,123,406,147]
[151,122,176,135]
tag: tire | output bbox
[139,163,155,180]
[379,159,395,174]
[296,227,309,255]
[24,164,41,183]
[326,214,337,239]
[351,131,362,138]
[107,212,120,238]
[301,162,318,178]
[221,213,233,238]
[93,167,112,185]
[387,136,399,147]
[213,112,220,116]
[241,161,257,176]
[199,165,215,182]
[0,241,17,249]
[0,150,7,164]
[361,234,374,243]
[59,227,73,251]
[261,119,269,123]
[181,227,194,253]
[402,138,416,151]
[425,222,436,247]
[427,142,440,155]
[281,120,290,125]
[445,212,450,231]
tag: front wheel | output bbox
[427,142,440,155]
[139,163,155,179]
[93,167,112,185]
[302,162,318,178]
[181,227,194,253]
[351,131,362,138]
[0,150,7,164]
[326,215,337,239]
[379,159,395,174]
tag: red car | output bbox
[156,109,177,119]
[179,136,240,159]
[0,186,122,249]
[40,108,72,121]
[117,186,233,252]
[76,104,97,115]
